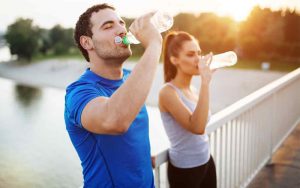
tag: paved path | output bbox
[248,123,300,188]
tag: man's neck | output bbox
[90,58,124,80]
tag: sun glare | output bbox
[215,0,256,21]
[231,6,253,21]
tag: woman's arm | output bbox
[159,54,214,134]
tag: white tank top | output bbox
[160,82,210,168]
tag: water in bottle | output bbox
[151,11,174,33]
[210,51,238,69]
[114,11,173,45]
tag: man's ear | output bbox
[80,36,93,50]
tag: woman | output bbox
[159,31,216,188]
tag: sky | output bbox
[1,0,300,31]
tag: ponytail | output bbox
[162,31,195,82]
[163,32,177,82]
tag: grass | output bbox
[32,53,84,62]
[32,53,141,62]
[228,59,300,72]
[27,53,300,72]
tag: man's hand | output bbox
[129,12,162,48]
[151,156,156,168]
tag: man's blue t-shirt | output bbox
[64,68,154,188]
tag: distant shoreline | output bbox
[0,59,87,89]
[0,59,285,112]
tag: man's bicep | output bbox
[81,96,110,134]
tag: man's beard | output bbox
[94,43,132,66]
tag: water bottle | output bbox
[114,11,173,45]
[210,51,238,69]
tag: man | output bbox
[64,3,162,188]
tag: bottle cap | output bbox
[122,36,130,45]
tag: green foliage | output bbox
[238,6,300,62]
[38,28,51,55]
[284,10,300,43]
[173,13,197,34]
[196,14,237,53]
[4,19,76,62]
[5,18,40,61]
[171,13,238,54]
[4,8,300,68]
[49,25,75,55]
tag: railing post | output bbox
[268,93,277,164]
[154,166,160,188]
[154,149,169,188]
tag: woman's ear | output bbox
[80,36,93,51]
[170,56,178,66]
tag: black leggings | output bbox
[168,155,217,188]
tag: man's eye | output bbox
[104,24,113,29]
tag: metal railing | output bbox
[154,67,300,188]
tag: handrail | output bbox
[154,67,300,188]
[206,68,300,134]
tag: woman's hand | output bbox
[198,52,216,85]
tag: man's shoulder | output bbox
[66,79,95,94]
[64,79,100,112]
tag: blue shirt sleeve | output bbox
[65,83,100,128]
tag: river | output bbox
[0,78,169,188]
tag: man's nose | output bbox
[116,24,127,37]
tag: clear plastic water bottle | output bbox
[115,11,173,45]
[210,51,238,69]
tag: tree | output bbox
[38,28,51,55]
[238,7,285,59]
[194,13,237,53]
[49,25,75,55]
[283,10,300,58]
[5,18,40,61]
[173,13,197,34]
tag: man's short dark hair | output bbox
[74,3,115,62]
